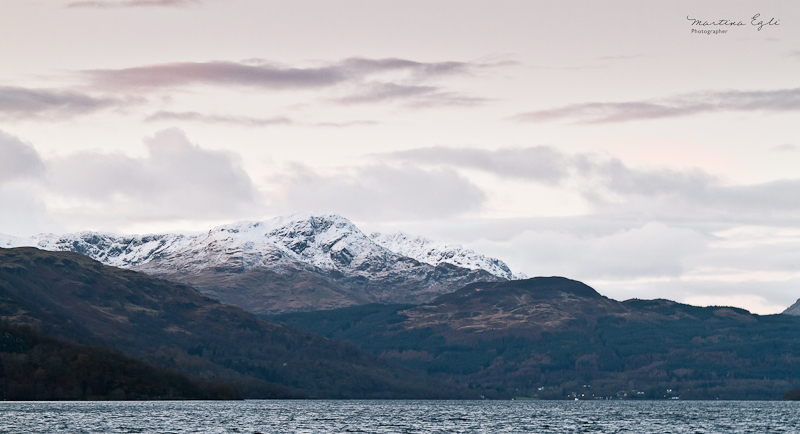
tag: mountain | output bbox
[370,231,526,280]
[0,213,510,314]
[782,299,800,315]
[398,277,624,335]
[270,277,800,400]
[0,246,469,399]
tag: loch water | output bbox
[1,400,798,433]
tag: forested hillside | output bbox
[270,278,800,400]
[0,247,468,399]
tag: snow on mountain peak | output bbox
[1,213,522,280]
[370,231,525,280]
[188,213,395,272]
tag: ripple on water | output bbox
[1,400,799,434]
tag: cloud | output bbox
[145,111,292,126]
[590,278,800,315]
[682,294,788,315]
[470,222,707,280]
[0,86,125,119]
[334,58,484,107]
[334,83,439,104]
[85,61,345,91]
[67,0,200,7]
[403,93,487,108]
[384,145,800,221]
[313,120,378,128]
[596,54,643,62]
[385,145,713,194]
[0,131,56,235]
[641,278,800,315]
[574,156,715,200]
[531,54,643,71]
[0,184,56,237]
[84,58,476,92]
[380,144,800,314]
[272,163,485,220]
[83,57,488,107]
[465,220,800,314]
[46,128,256,219]
[145,111,382,127]
[385,146,571,184]
[709,179,800,215]
[338,57,474,78]
[512,87,800,123]
[0,131,46,183]
[771,144,797,152]
[577,159,800,219]
[700,227,800,275]
[334,83,486,107]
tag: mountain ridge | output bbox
[0,213,517,313]
[0,213,521,279]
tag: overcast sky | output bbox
[2,0,799,314]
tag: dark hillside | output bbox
[0,321,239,400]
[270,278,800,400]
[436,277,605,303]
[0,247,468,399]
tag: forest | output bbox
[269,301,800,400]
[0,321,239,400]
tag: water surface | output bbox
[1,400,797,433]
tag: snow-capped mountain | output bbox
[0,231,192,269]
[0,213,516,313]
[1,213,518,279]
[370,232,526,281]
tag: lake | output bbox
[1,400,797,433]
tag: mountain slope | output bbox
[270,277,800,400]
[0,321,239,400]
[782,298,800,315]
[402,277,624,335]
[370,232,526,280]
[0,246,469,399]
[1,214,508,313]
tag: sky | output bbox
[1,0,799,314]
